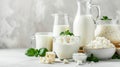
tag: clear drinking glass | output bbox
[52,13,70,36]
[32,32,53,51]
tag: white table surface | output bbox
[0,49,120,67]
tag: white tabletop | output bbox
[0,49,120,67]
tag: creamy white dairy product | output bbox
[53,36,80,59]
[86,37,115,49]
[95,25,120,44]
[35,33,53,51]
[73,15,95,47]
[53,25,70,36]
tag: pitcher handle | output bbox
[90,4,101,21]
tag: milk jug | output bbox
[73,0,100,47]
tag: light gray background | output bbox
[0,0,120,48]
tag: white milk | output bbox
[53,25,70,36]
[73,15,95,47]
[35,33,53,51]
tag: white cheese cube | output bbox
[45,52,55,63]
[40,57,46,63]
[63,59,69,64]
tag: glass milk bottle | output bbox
[73,0,100,47]
[52,13,70,37]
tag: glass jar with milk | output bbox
[73,0,101,47]
[52,13,70,37]
[34,32,53,51]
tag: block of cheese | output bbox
[45,52,55,63]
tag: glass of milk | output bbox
[34,32,53,51]
[52,13,70,36]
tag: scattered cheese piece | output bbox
[76,60,83,65]
[63,59,69,64]
[40,52,55,64]
[40,57,46,63]
[45,52,55,62]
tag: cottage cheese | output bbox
[86,37,115,49]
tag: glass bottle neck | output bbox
[77,0,91,15]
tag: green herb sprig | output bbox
[25,48,48,57]
[87,54,99,62]
[60,30,74,36]
[112,52,120,59]
[101,16,112,20]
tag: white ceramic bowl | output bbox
[53,36,80,59]
[84,47,116,60]
[73,53,87,62]
[53,44,80,59]
[116,48,120,55]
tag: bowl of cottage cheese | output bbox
[84,37,116,59]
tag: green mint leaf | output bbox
[112,52,120,59]
[86,54,99,62]
[87,57,92,61]
[60,30,74,36]
[91,54,94,57]
[25,48,36,57]
[103,16,108,20]
[101,16,112,20]
[65,30,70,35]
[60,32,64,36]
[34,49,40,57]
[39,48,48,57]
[117,56,120,59]
[25,48,48,57]
[70,33,74,36]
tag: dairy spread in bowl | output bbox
[85,37,116,59]
[85,37,115,49]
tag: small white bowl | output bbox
[116,48,120,55]
[84,47,116,60]
[73,53,87,62]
